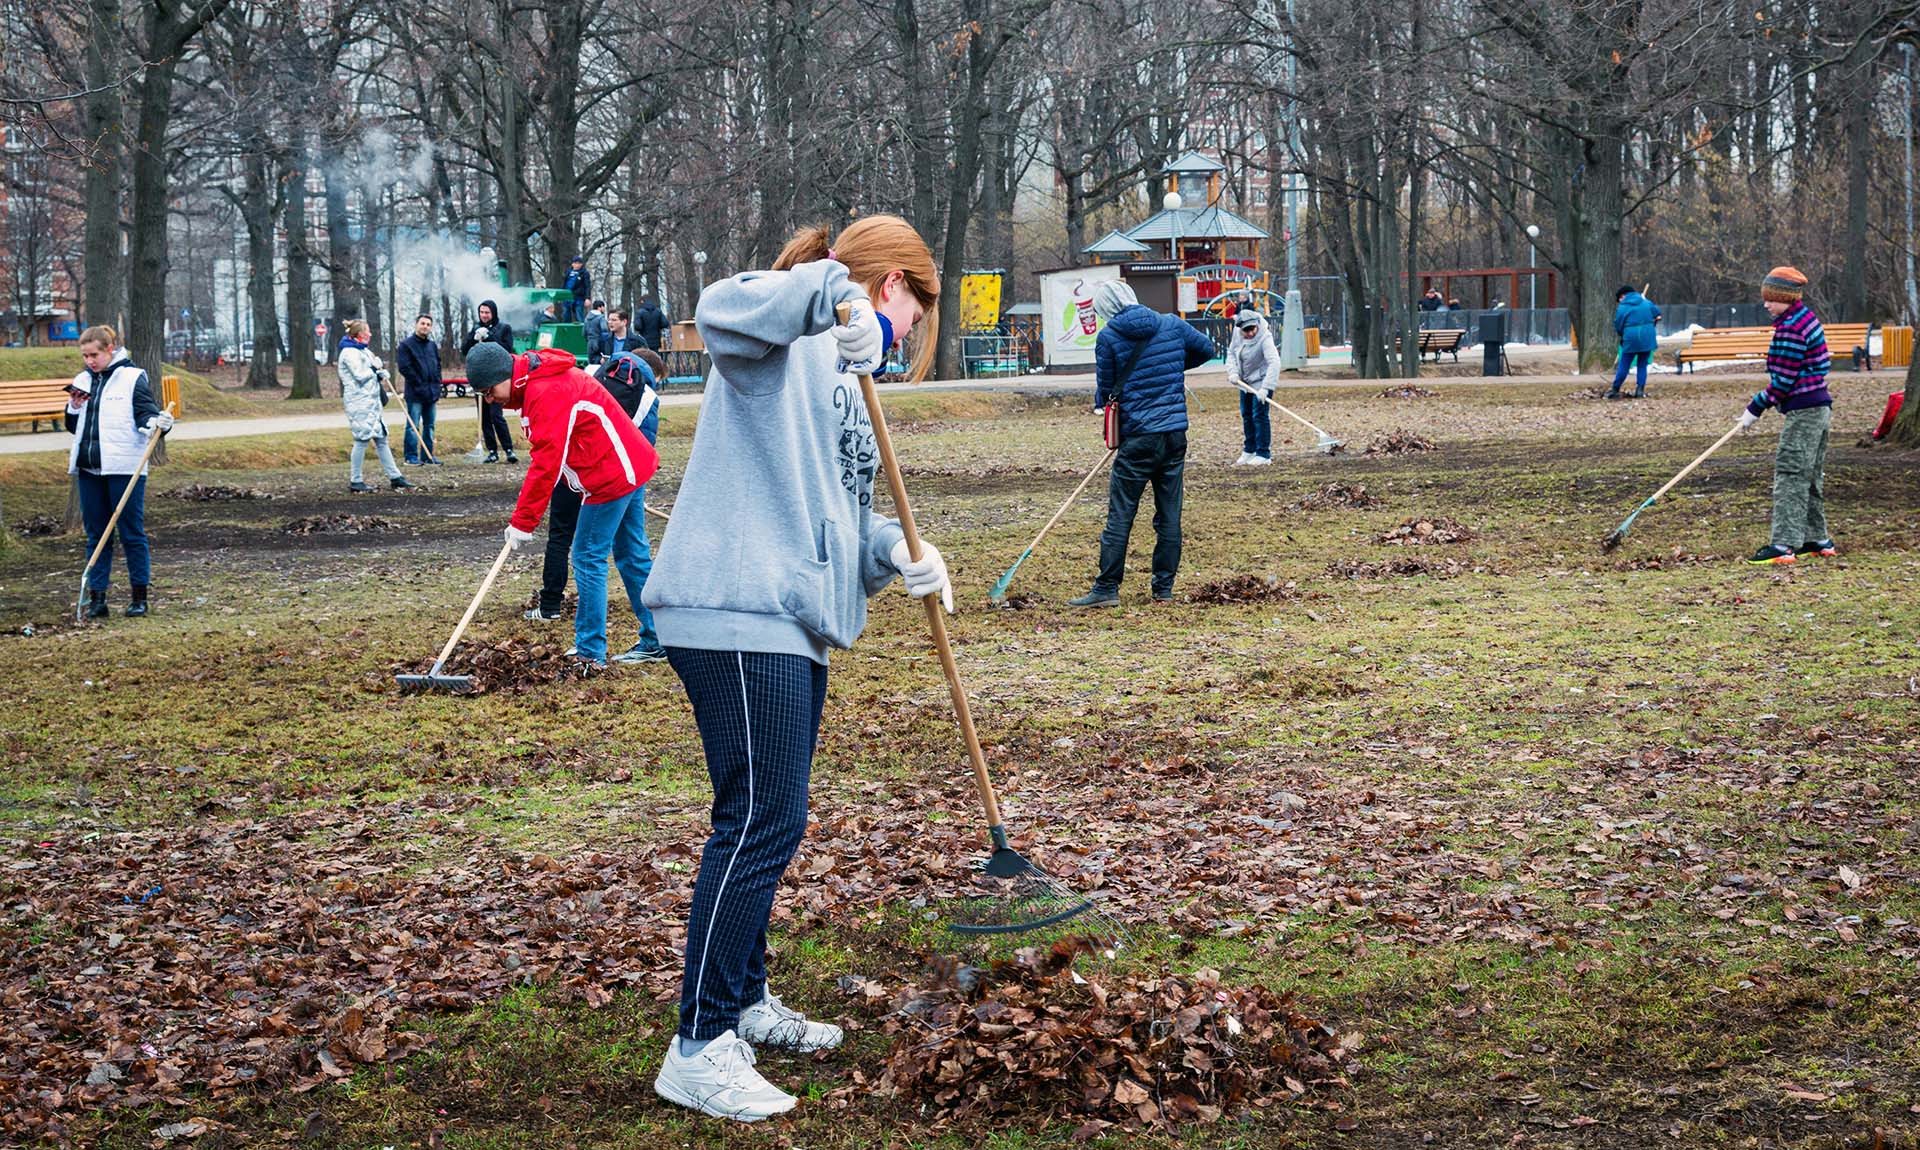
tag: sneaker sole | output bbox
[653,1073,795,1122]
[738,1024,844,1053]
[1747,556,1796,565]
[613,654,668,664]
[1070,600,1121,609]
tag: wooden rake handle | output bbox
[1230,379,1330,439]
[428,538,515,674]
[381,377,435,462]
[1022,448,1116,562]
[839,303,1005,831]
[1644,423,1743,507]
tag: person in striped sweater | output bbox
[1737,266,1835,565]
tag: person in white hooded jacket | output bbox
[65,325,173,618]
[1225,305,1278,465]
[336,319,413,492]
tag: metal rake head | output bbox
[944,846,1128,954]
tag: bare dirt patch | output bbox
[1189,575,1320,604]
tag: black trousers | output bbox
[1096,429,1186,596]
[481,399,514,452]
[539,480,584,612]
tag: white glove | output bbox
[1227,373,1242,388]
[1736,409,1760,431]
[504,524,536,550]
[832,299,885,375]
[890,538,953,614]
[473,325,490,340]
[143,410,175,433]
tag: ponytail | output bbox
[771,215,942,383]
[79,324,117,350]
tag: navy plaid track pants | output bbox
[667,647,828,1041]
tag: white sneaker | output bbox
[1234,452,1254,466]
[1250,455,1273,466]
[738,992,845,1052]
[654,1030,796,1122]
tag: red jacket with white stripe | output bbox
[506,351,660,532]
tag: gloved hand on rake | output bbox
[832,299,893,377]
[892,538,953,614]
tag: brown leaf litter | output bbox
[1290,482,1382,511]
[389,636,609,694]
[167,484,273,502]
[1375,516,1473,545]
[1327,556,1492,579]
[991,592,1048,610]
[283,514,399,536]
[11,514,64,537]
[1376,385,1437,399]
[1611,547,1729,571]
[1189,575,1321,604]
[1363,431,1438,456]
[864,938,1354,1132]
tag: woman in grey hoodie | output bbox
[642,215,952,1122]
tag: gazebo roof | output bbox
[1082,229,1151,256]
[1125,205,1270,242]
[1162,150,1227,175]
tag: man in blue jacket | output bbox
[564,257,592,322]
[1070,280,1216,608]
[1609,285,1661,399]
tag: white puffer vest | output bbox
[67,354,155,476]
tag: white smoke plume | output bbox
[355,127,435,193]
[393,232,537,317]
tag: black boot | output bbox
[125,585,149,617]
[484,450,500,463]
[85,590,109,619]
[505,449,519,464]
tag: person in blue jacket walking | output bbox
[1070,280,1215,608]
[1609,285,1661,399]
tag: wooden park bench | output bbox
[1417,329,1466,364]
[1676,322,1873,373]
[0,378,74,431]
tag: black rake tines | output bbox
[945,846,1129,954]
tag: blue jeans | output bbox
[668,647,827,1040]
[1239,390,1272,456]
[570,487,656,661]
[563,300,584,323]
[404,399,436,461]
[1611,351,1651,395]
[76,471,150,591]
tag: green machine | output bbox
[520,288,588,366]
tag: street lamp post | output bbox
[1524,224,1541,343]
[1163,192,1183,314]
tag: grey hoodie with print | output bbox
[641,260,906,664]
[1226,312,1280,393]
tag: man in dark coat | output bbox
[1070,280,1215,608]
[460,299,519,463]
[394,313,443,464]
[633,296,669,351]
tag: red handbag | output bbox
[1102,335,1148,449]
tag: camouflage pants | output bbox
[1770,405,1830,548]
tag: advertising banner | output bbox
[1037,265,1122,368]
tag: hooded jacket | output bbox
[506,351,660,532]
[1226,312,1280,393]
[337,336,391,440]
[1094,304,1213,438]
[65,350,160,475]
[461,301,516,359]
[633,301,669,350]
[641,260,907,663]
[1612,291,1662,355]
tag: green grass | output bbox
[0,346,261,420]
[4,375,1918,1148]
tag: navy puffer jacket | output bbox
[1094,305,1214,438]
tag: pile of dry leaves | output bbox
[1327,555,1489,579]
[11,514,64,537]
[1290,482,1381,511]
[1189,576,1317,605]
[167,484,273,502]
[991,591,1048,611]
[390,636,609,694]
[870,939,1354,1133]
[1375,385,1437,399]
[283,514,398,536]
[1363,432,1437,456]
[1375,516,1473,545]
[520,590,578,618]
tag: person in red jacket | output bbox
[465,342,660,666]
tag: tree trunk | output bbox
[285,127,321,399]
[1886,346,1920,447]
[893,0,939,239]
[322,158,357,360]
[242,146,281,388]
[82,0,125,327]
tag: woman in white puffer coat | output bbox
[337,319,413,492]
